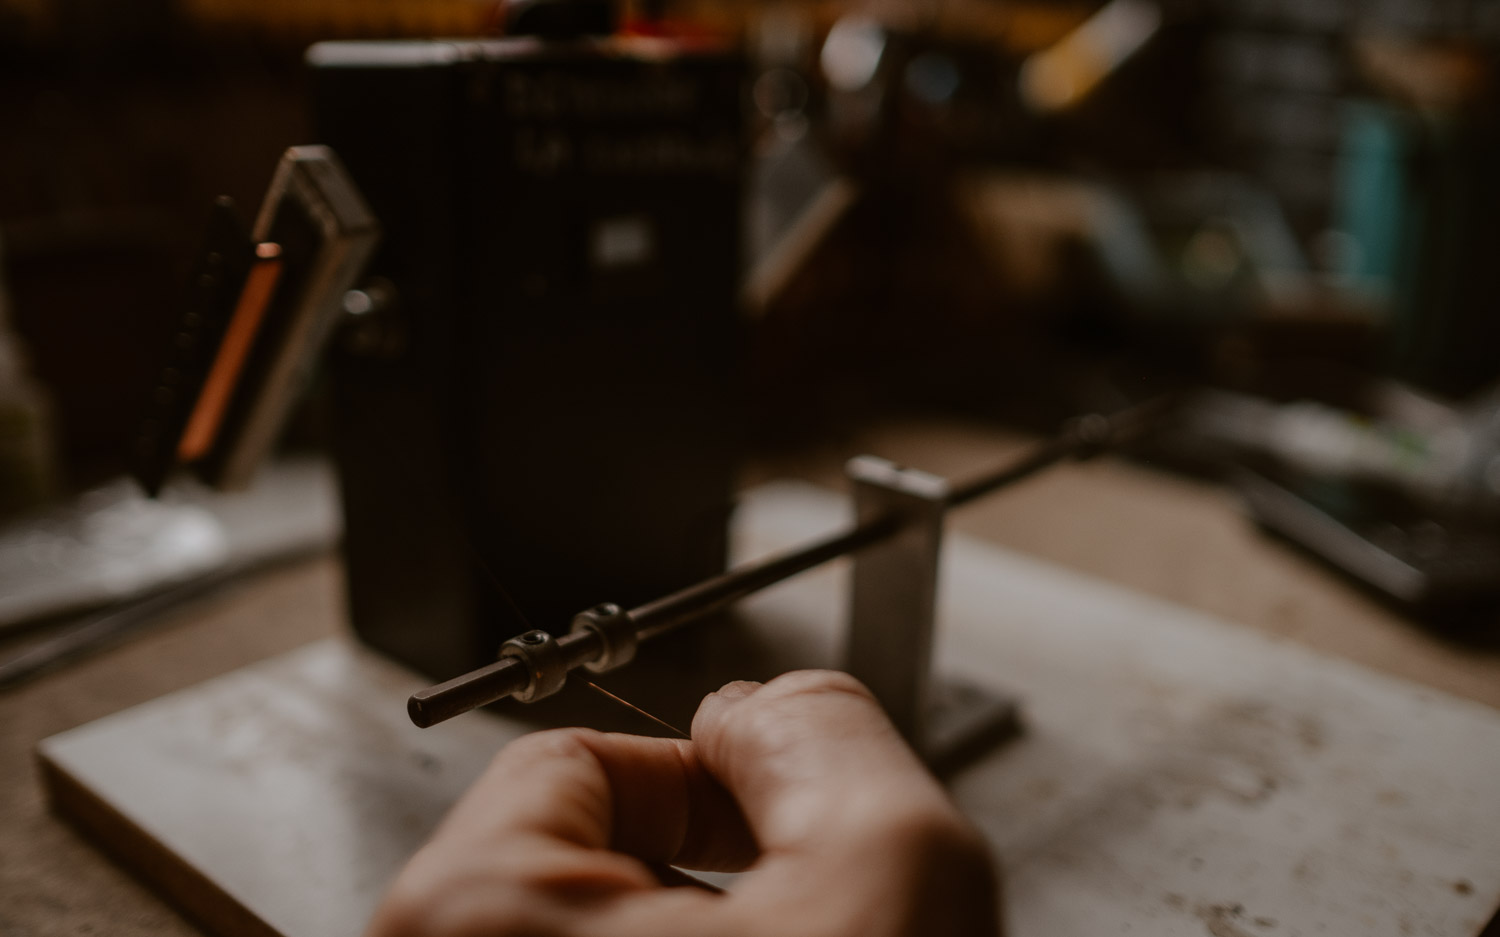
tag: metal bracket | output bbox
[844,456,1020,765]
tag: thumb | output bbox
[689,670,955,855]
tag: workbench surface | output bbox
[4,418,1498,936]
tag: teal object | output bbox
[1333,100,1419,303]
[1334,98,1500,394]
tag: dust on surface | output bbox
[1376,789,1408,807]
[1167,897,1279,937]
[1194,902,1258,937]
[1296,716,1325,752]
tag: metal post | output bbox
[843,456,948,746]
[844,455,1021,764]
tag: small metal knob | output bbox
[499,629,569,702]
[570,603,637,674]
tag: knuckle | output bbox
[705,670,891,761]
[761,669,876,706]
[724,694,791,746]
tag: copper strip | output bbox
[178,242,284,463]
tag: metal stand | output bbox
[844,457,1019,764]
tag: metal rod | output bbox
[407,398,1171,727]
[947,397,1172,507]
[407,520,899,727]
[409,628,603,727]
[631,515,899,640]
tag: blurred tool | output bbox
[1181,386,1500,515]
[0,480,227,630]
[129,147,379,496]
[1238,470,1500,612]
[0,458,340,687]
[1174,386,1500,613]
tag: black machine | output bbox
[133,8,748,682]
[313,26,746,680]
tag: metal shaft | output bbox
[408,632,597,726]
[407,398,1171,728]
[406,518,898,727]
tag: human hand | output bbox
[366,670,1001,937]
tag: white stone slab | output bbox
[39,638,524,937]
[39,482,1500,937]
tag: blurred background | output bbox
[2,0,1500,642]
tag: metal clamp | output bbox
[570,603,638,673]
[498,629,569,702]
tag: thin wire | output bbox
[582,679,691,739]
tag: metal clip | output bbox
[499,629,569,703]
[569,603,638,673]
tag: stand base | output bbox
[924,678,1022,773]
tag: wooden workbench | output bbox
[4,417,1498,936]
